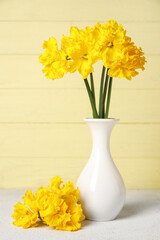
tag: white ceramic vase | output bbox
[76,118,126,221]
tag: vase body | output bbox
[76,118,125,221]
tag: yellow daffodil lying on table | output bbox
[39,20,146,118]
[12,176,85,231]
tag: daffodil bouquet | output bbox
[12,177,85,231]
[39,20,146,118]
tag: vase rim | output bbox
[84,118,119,123]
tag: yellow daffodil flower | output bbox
[108,44,146,80]
[36,176,85,231]
[39,37,69,80]
[96,20,126,66]
[12,190,39,229]
[61,25,100,79]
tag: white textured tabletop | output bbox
[0,189,160,240]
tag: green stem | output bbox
[102,69,109,118]
[84,78,99,118]
[105,77,113,119]
[90,72,96,105]
[99,66,106,118]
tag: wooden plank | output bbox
[115,157,160,189]
[0,124,159,158]
[0,157,85,188]
[0,0,159,21]
[0,156,160,189]
[0,89,159,123]
[0,22,159,55]
[0,55,157,89]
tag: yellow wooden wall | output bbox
[0,0,160,189]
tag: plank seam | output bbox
[0,122,160,125]
[0,88,160,90]
[0,53,159,56]
[0,155,160,159]
[0,20,160,23]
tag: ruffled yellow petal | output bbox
[22,189,38,212]
[50,176,63,193]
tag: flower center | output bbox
[81,53,88,59]
[107,42,113,48]
[66,55,71,60]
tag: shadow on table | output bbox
[117,197,160,219]
[81,220,91,227]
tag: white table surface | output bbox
[0,189,160,240]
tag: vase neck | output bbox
[84,119,119,153]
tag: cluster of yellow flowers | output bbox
[12,176,85,231]
[39,20,146,80]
